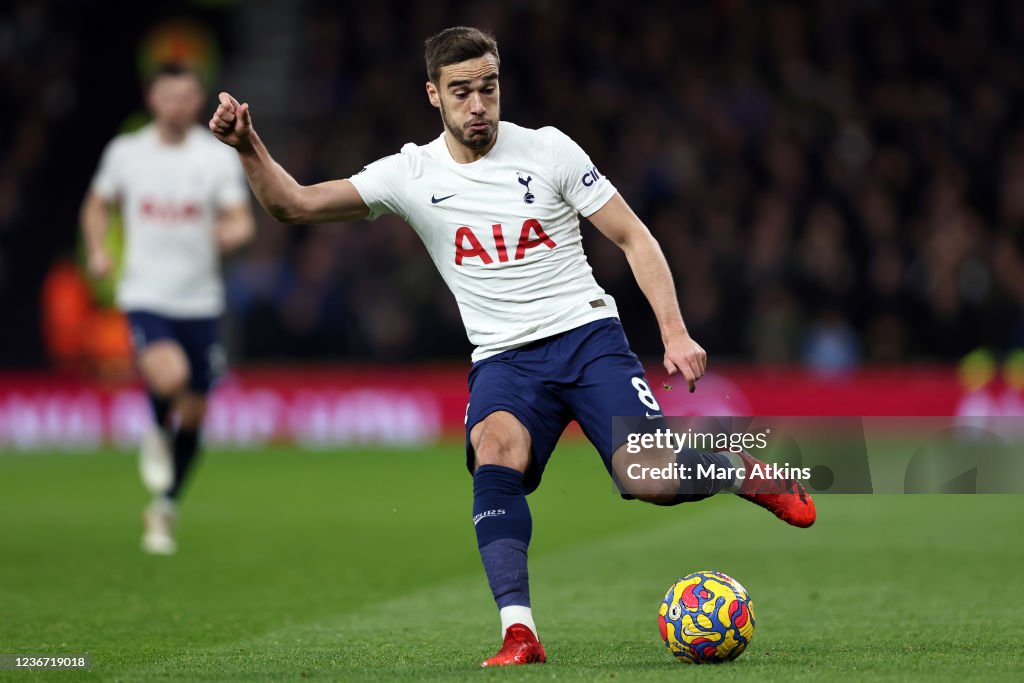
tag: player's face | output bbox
[427,54,500,152]
[147,74,205,132]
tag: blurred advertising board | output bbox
[0,366,1020,450]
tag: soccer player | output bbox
[209,27,814,665]
[82,63,254,555]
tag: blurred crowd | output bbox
[0,1,78,365]
[8,0,1024,369]
[226,0,1024,368]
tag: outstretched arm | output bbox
[209,92,368,224]
[588,193,706,392]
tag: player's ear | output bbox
[425,81,441,109]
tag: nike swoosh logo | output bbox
[431,193,457,204]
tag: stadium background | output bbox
[2,0,1023,447]
[2,3,1024,681]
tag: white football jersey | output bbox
[350,121,619,361]
[90,124,248,317]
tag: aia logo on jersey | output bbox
[140,197,201,223]
[517,172,535,204]
[454,220,556,265]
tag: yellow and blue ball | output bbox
[658,570,755,663]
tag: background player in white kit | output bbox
[81,63,254,555]
[209,27,813,666]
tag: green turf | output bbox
[1,444,1022,681]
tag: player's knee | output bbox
[612,445,680,503]
[150,371,189,397]
[472,414,530,473]
[474,434,528,472]
[140,344,190,397]
[627,479,681,505]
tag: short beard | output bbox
[440,102,496,151]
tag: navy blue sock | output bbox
[166,427,201,500]
[473,465,532,608]
[655,449,736,506]
[149,392,173,431]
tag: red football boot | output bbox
[480,624,547,667]
[736,451,816,528]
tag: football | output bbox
[658,570,756,664]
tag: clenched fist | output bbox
[209,92,253,151]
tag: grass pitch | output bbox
[1,444,1022,681]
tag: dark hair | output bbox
[424,26,499,84]
[146,62,202,90]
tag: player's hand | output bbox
[209,92,253,151]
[663,332,706,393]
[87,247,113,279]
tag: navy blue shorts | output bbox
[465,318,663,494]
[126,311,225,394]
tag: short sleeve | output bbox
[90,137,125,201]
[214,151,249,208]
[547,127,616,217]
[347,153,409,221]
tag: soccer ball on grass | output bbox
[658,570,755,663]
